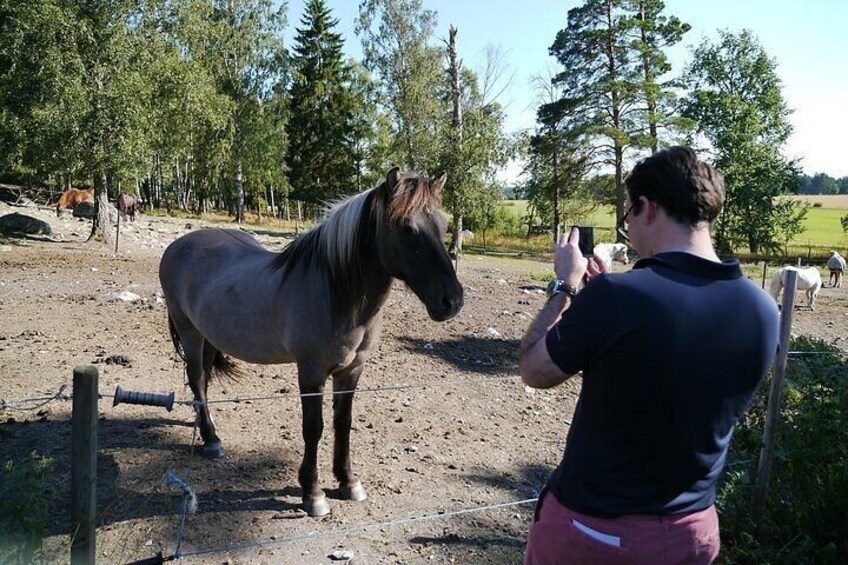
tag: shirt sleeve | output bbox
[545,275,619,375]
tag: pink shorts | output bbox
[524,489,720,565]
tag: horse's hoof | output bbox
[201,441,224,458]
[340,481,367,502]
[303,496,331,517]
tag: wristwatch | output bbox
[546,278,579,299]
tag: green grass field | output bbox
[497,197,848,257]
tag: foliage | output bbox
[356,0,443,172]
[545,0,690,229]
[0,452,57,564]
[683,29,799,254]
[718,336,848,564]
[772,198,809,253]
[286,0,364,207]
[798,172,848,195]
[438,44,512,249]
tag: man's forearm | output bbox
[520,293,570,358]
[518,293,572,388]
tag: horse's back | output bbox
[162,229,266,274]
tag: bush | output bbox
[0,451,57,564]
[718,336,848,564]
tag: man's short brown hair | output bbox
[625,146,725,226]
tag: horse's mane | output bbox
[269,173,440,327]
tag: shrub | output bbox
[0,451,56,564]
[718,336,848,564]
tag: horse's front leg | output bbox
[297,361,330,517]
[332,364,367,503]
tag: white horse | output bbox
[768,266,822,310]
[594,242,629,271]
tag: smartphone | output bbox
[572,225,594,257]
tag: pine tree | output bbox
[286,0,359,206]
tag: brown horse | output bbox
[56,188,93,217]
[117,193,138,221]
[159,168,464,517]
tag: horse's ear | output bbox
[386,167,401,191]
[432,172,447,193]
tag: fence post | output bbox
[115,211,121,253]
[71,365,98,565]
[754,269,797,521]
[761,261,767,289]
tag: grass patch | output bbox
[0,451,59,564]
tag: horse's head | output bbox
[613,243,629,265]
[375,167,464,321]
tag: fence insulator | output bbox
[113,385,175,412]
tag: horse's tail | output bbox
[167,314,186,362]
[211,351,243,382]
[168,314,242,381]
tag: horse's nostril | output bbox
[442,292,463,313]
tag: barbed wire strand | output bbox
[179,374,524,408]
[1,350,844,410]
[173,497,538,561]
[0,384,70,411]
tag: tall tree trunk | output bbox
[88,166,111,243]
[235,150,245,223]
[552,141,560,244]
[446,26,464,261]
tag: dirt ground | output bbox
[1,201,845,564]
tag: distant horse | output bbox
[56,188,93,217]
[768,266,822,310]
[159,168,464,517]
[593,242,629,271]
[826,251,845,288]
[117,194,138,221]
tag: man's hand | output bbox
[554,227,588,288]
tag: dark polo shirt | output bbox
[545,252,779,517]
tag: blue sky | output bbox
[285,0,848,179]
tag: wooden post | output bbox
[754,269,797,520]
[761,261,767,289]
[71,365,98,565]
[114,209,121,253]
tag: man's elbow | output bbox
[519,357,556,389]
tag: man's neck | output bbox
[648,222,720,262]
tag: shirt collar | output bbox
[633,251,743,280]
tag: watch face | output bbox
[546,278,559,297]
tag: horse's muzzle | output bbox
[428,288,464,321]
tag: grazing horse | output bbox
[56,188,93,217]
[826,251,846,288]
[593,242,629,272]
[159,168,464,517]
[117,193,138,221]
[768,266,822,310]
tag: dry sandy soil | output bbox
[0,201,845,564]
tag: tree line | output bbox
[0,0,812,254]
[797,173,848,195]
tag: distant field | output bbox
[786,194,848,209]
[499,198,848,253]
